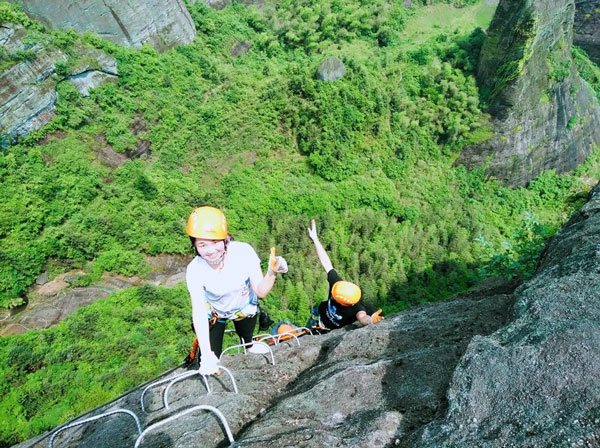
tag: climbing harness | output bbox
[253,326,314,346]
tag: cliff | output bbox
[5,0,195,52]
[456,0,600,187]
[0,23,117,145]
[574,0,600,65]
[415,187,600,446]
[15,182,600,446]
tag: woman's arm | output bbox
[308,220,333,273]
[356,309,385,326]
[249,246,287,298]
[252,270,278,298]
[187,267,220,374]
[356,310,371,326]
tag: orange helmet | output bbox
[276,323,298,342]
[331,281,361,306]
[186,206,228,239]
[277,323,295,335]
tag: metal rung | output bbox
[252,332,272,340]
[49,409,142,448]
[220,341,275,365]
[256,327,313,346]
[133,405,234,448]
[140,371,206,413]
[164,366,238,410]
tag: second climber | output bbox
[307,219,384,331]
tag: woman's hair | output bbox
[190,234,234,256]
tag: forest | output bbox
[1,0,600,444]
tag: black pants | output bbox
[207,314,258,357]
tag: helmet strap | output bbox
[202,240,228,266]
[204,253,225,265]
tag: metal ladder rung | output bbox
[49,409,142,448]
[134,405,234,448]
[163,366,238,410]
[219,340,275,365]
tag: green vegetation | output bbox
[0,0,599,444]
[480,11,537,104]
[0,284,190,446]
[573,45,600,102]
[547,52,572,83]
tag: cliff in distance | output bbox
[456,0,600,187]
[5,0,196,51]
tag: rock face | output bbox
[14,278,516,448]
[7,0,196,52]
[66,46,118,96]
[0,24,118,145]
[574,0,600,65]
[414,183,600,447]
[0,24,65,145]
[456,0,600,187]
[315,56,347,81]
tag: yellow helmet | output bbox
[186,206,228,239]
[331,281,361,306]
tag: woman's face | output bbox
[194,238,226,263]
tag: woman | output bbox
[185,206,288,375]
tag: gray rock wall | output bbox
[456,0,600,186]
[0,24,117,145]
[0,24,65,145]
[574,0,600,65]
[6,0,196,52]
[415,183,600,447]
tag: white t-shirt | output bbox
[186,241,262,320]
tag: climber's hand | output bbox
[307,219,318,241]
[269,247,288,274]
[370,309,384,324]
[199,351,220,376]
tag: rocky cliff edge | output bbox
[14,184,600,447]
